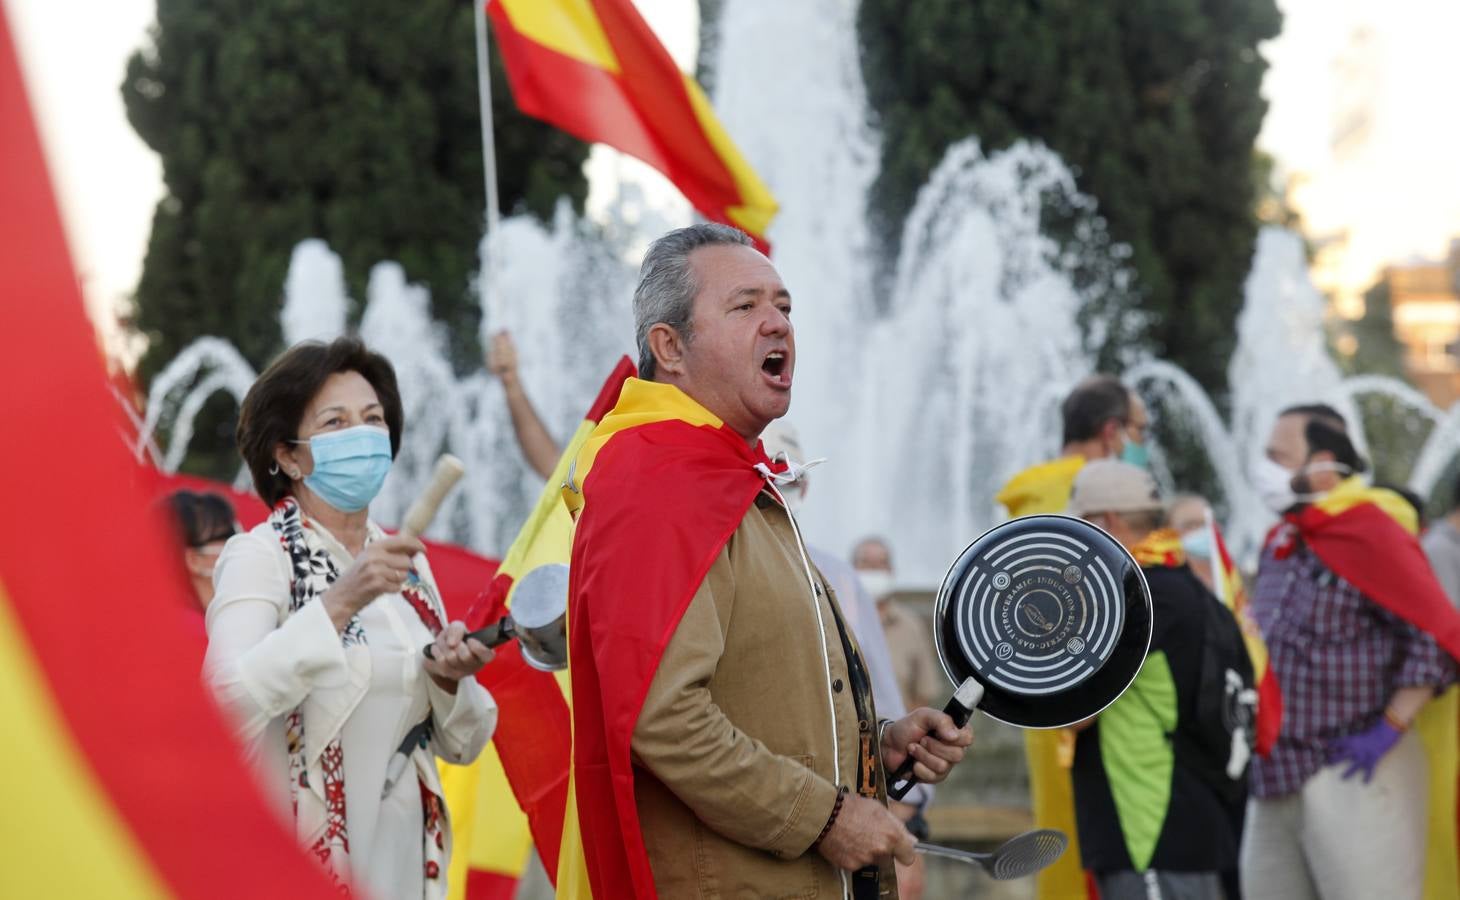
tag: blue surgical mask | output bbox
[1180,529,1213,561]
[1120,439,1150,470]
[301,425,393,513]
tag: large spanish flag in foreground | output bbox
[995,455,1093,900]
[0,10,336,898]
[1270,478,1460,899]
[558,378,785,897]
[442,358,636,899]
[486,0,778,248]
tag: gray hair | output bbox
[633,223,752,380]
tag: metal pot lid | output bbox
[933,514,1153,729]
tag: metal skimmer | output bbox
[915,828,1069,880]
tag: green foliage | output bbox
[124,0,590,386]
[1339,280,1408,379]
[856,0,1282,394]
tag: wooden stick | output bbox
[400,454,465,539]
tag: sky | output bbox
[6,0,1458,357]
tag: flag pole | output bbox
[474,0,501,236]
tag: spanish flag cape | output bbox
[995,455,1091,900]
[1267,478,1460,898]
[559,378,786,898]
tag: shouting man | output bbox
[562,224,973,898]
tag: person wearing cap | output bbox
[994,375,1149,900]
[1068,460,1248,900]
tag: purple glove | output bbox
[1326,720,1403,783]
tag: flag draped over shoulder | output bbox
[1128,528,1185,569]
[1269,478,1460,899]
[995,455,1093,900]
[1209,522,1282,757]
[0,10,337,898]
[441,358,636,898]
[556,378,783,898]
[485,0,778,250]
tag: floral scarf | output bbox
[269,499,449,897]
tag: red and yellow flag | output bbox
[1268,478,1460,899]
[1128,528,1185,569]
[486,0,778,249]
[558,378,784,898]
[0,10,337,898]
[441,358,636,898]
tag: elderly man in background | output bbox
[994,374,1149,900]
[562,223,973,899]
[851,536,943,714]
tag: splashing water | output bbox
[138,2,1460,578]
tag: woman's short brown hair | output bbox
[237,337,404,506]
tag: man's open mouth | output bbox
[762,350,788,379]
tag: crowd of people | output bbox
[172,222,1460,900]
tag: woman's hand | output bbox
[321,534,426,631]
[423,621,495,693]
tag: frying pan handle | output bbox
[422,616,514,660]
[886,679,979,801]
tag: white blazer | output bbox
[205,519,496,900]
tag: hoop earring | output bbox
[269,463,280,476]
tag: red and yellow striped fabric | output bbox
[442,358,635,899]
[558,378,785,898]
[0,10,336,898]
[1128,528,1185,569]
[485,0,778,249]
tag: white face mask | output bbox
[1253,457,1298,513]
[858,570,895,600]
[1253,457,1352,513]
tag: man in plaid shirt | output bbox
[1241,405,1459,900]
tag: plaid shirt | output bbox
[1248,541,1457,798]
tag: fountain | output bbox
[134,0,1460,583]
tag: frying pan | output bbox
[931,514,1152,727]
[887,514,1152,799]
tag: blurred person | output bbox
[166,488,239,610]
[486,329,561,481]
[205,337,497,899]
[1423,478,1460,610]
[564,224,973,897]
[1167,494,1217,594]
[1241,404,1460,900]
[851,536,943,713]
[994,374,1148,900]
[764,422,933,900]
[1068,461,1251,900]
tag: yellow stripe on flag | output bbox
[682,77,778,238]
[554,769,592,900]
[496,0,618,72]
[1418,686,1460,899]
[0,580,172,899]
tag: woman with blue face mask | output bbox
[203,337,497,900]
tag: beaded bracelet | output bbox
[813,786,850,848]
